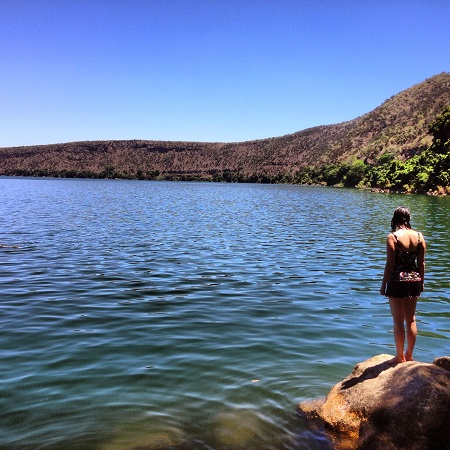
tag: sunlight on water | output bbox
[0,178,449,449]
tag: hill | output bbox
[0,72,449,182]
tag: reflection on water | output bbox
[0,178,449,449]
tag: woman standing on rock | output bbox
[380,207,426,364]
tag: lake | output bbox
[1,178,449,449]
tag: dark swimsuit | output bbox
[385,232,423,298]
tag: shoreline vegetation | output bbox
[1,75,449,195]
[1,162,449,195]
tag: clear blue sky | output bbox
[1,0,449,147]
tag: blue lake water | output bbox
[1,178,449,449]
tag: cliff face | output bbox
[1,73,449,180]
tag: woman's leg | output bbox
[389,297,406,363]
[404,297,418,361]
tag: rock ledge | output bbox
[298,354,450,449]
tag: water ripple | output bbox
[0,179,449,449]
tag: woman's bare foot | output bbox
[405,353,414,361]
[388,355,406,364]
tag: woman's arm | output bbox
[380,233,396,295]
[417,233,426,291]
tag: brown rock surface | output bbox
[298,354,450,449]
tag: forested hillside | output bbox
[1,73,449,193]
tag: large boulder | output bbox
[298,354,450,449]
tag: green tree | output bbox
[429,105,450,154]
[343,160,367,187]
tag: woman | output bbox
[380,207,426,364]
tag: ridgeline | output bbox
[1,73,449,193]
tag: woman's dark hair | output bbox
[391,207,411,231]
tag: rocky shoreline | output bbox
[298,354,450,449]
